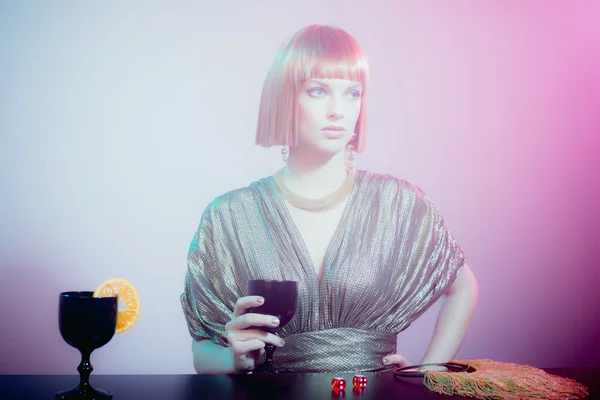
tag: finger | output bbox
[382,354,413,367]
[244,348,264,369]
[226,313,280,331]
[233,339,265,372]
[229,329,285,347]
[231,338,266,357]
[249,349,262,365]
[233,296,265,317]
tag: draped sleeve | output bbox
[180,199,243,347]
[388,180,467,328]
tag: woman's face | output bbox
[295,78,362,154]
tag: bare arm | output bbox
[420,263,479,364]
[192,339,236,374]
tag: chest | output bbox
[284,199,348,277]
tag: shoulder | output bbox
[357,170,441,221]
[358,170,429,202]
[358,170,448,231]
[199,176,271,223]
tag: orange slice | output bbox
[93,277,140,334]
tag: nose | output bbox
[327,95,344,119]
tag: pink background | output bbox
[1,1,598,374]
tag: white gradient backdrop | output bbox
[1,1,599,374]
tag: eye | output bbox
[308,88,326,98]
[348,90,362,100]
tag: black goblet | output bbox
[56,291,117,399]
[246,280,297,373]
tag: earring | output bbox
[281,146,289,164]
[346,135,356,170]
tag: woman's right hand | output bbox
[225,296,286,373]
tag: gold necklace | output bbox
[273,169,356,213]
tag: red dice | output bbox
[352,375,368,390]
[331,377,347,392]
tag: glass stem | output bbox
[77,349,94,394]
[264,344,276,373]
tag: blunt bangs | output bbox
[291,27,369,86]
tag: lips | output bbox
[322,126,345,131]
[321,126,346,139]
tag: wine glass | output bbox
[246,280,297,373]
[56,291,117,399]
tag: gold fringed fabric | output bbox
[424,359,589,400]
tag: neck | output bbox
[283,148,349,199]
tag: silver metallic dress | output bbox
[181,170,466,373]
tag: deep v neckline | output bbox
[268,170,362,284]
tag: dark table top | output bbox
[1,368,598,400]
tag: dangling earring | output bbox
[346,135,356,171]
[281,146,289,165]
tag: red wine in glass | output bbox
[246,280,297,373]
[56,291,117,399]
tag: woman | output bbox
[181,24,478,374]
